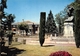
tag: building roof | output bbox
[12,21,39,25]
[23,21,35,24]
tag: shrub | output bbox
[49,51,72,56]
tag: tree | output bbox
[46,10,57,35]
[70,0,80,48]
[18,23,25,30]
[32,23,35,34]
[1,0,7,8]
[18,23,29,36]
[0,0,17,55]
[39,12,46,46]
[0,0,7,52]
[4,14,15,45]
[24,24,29,35]
[55,10,68,35]
[6,14,15,30]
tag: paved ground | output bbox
[1,36,77,56]
[3,35,76,47]
[1,36,76,56]
[12,37,76,46]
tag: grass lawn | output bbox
[10,42,80,56]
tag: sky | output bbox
[3,0,74,23]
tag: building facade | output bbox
[12,21,39,35]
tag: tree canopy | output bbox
[68,0,80,48]
[46,10,57,35]
[39,12,46,46]
[55,8,68,35]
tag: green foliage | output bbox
[2,14,15,30]
[1,0,7,8]
[18,23,29,35]
[0,29,4,37]
[6,30,13,37]
[0,0,15,46]
[46,10,57,35]
[70,0,80,48]
[55,10,67,35]
[18,23,29,30]
[18,23,25,30]
[32,23,36,34]
[39,12,46,46]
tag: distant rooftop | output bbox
[12,21,39,25]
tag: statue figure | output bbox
[67,6,74,17]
